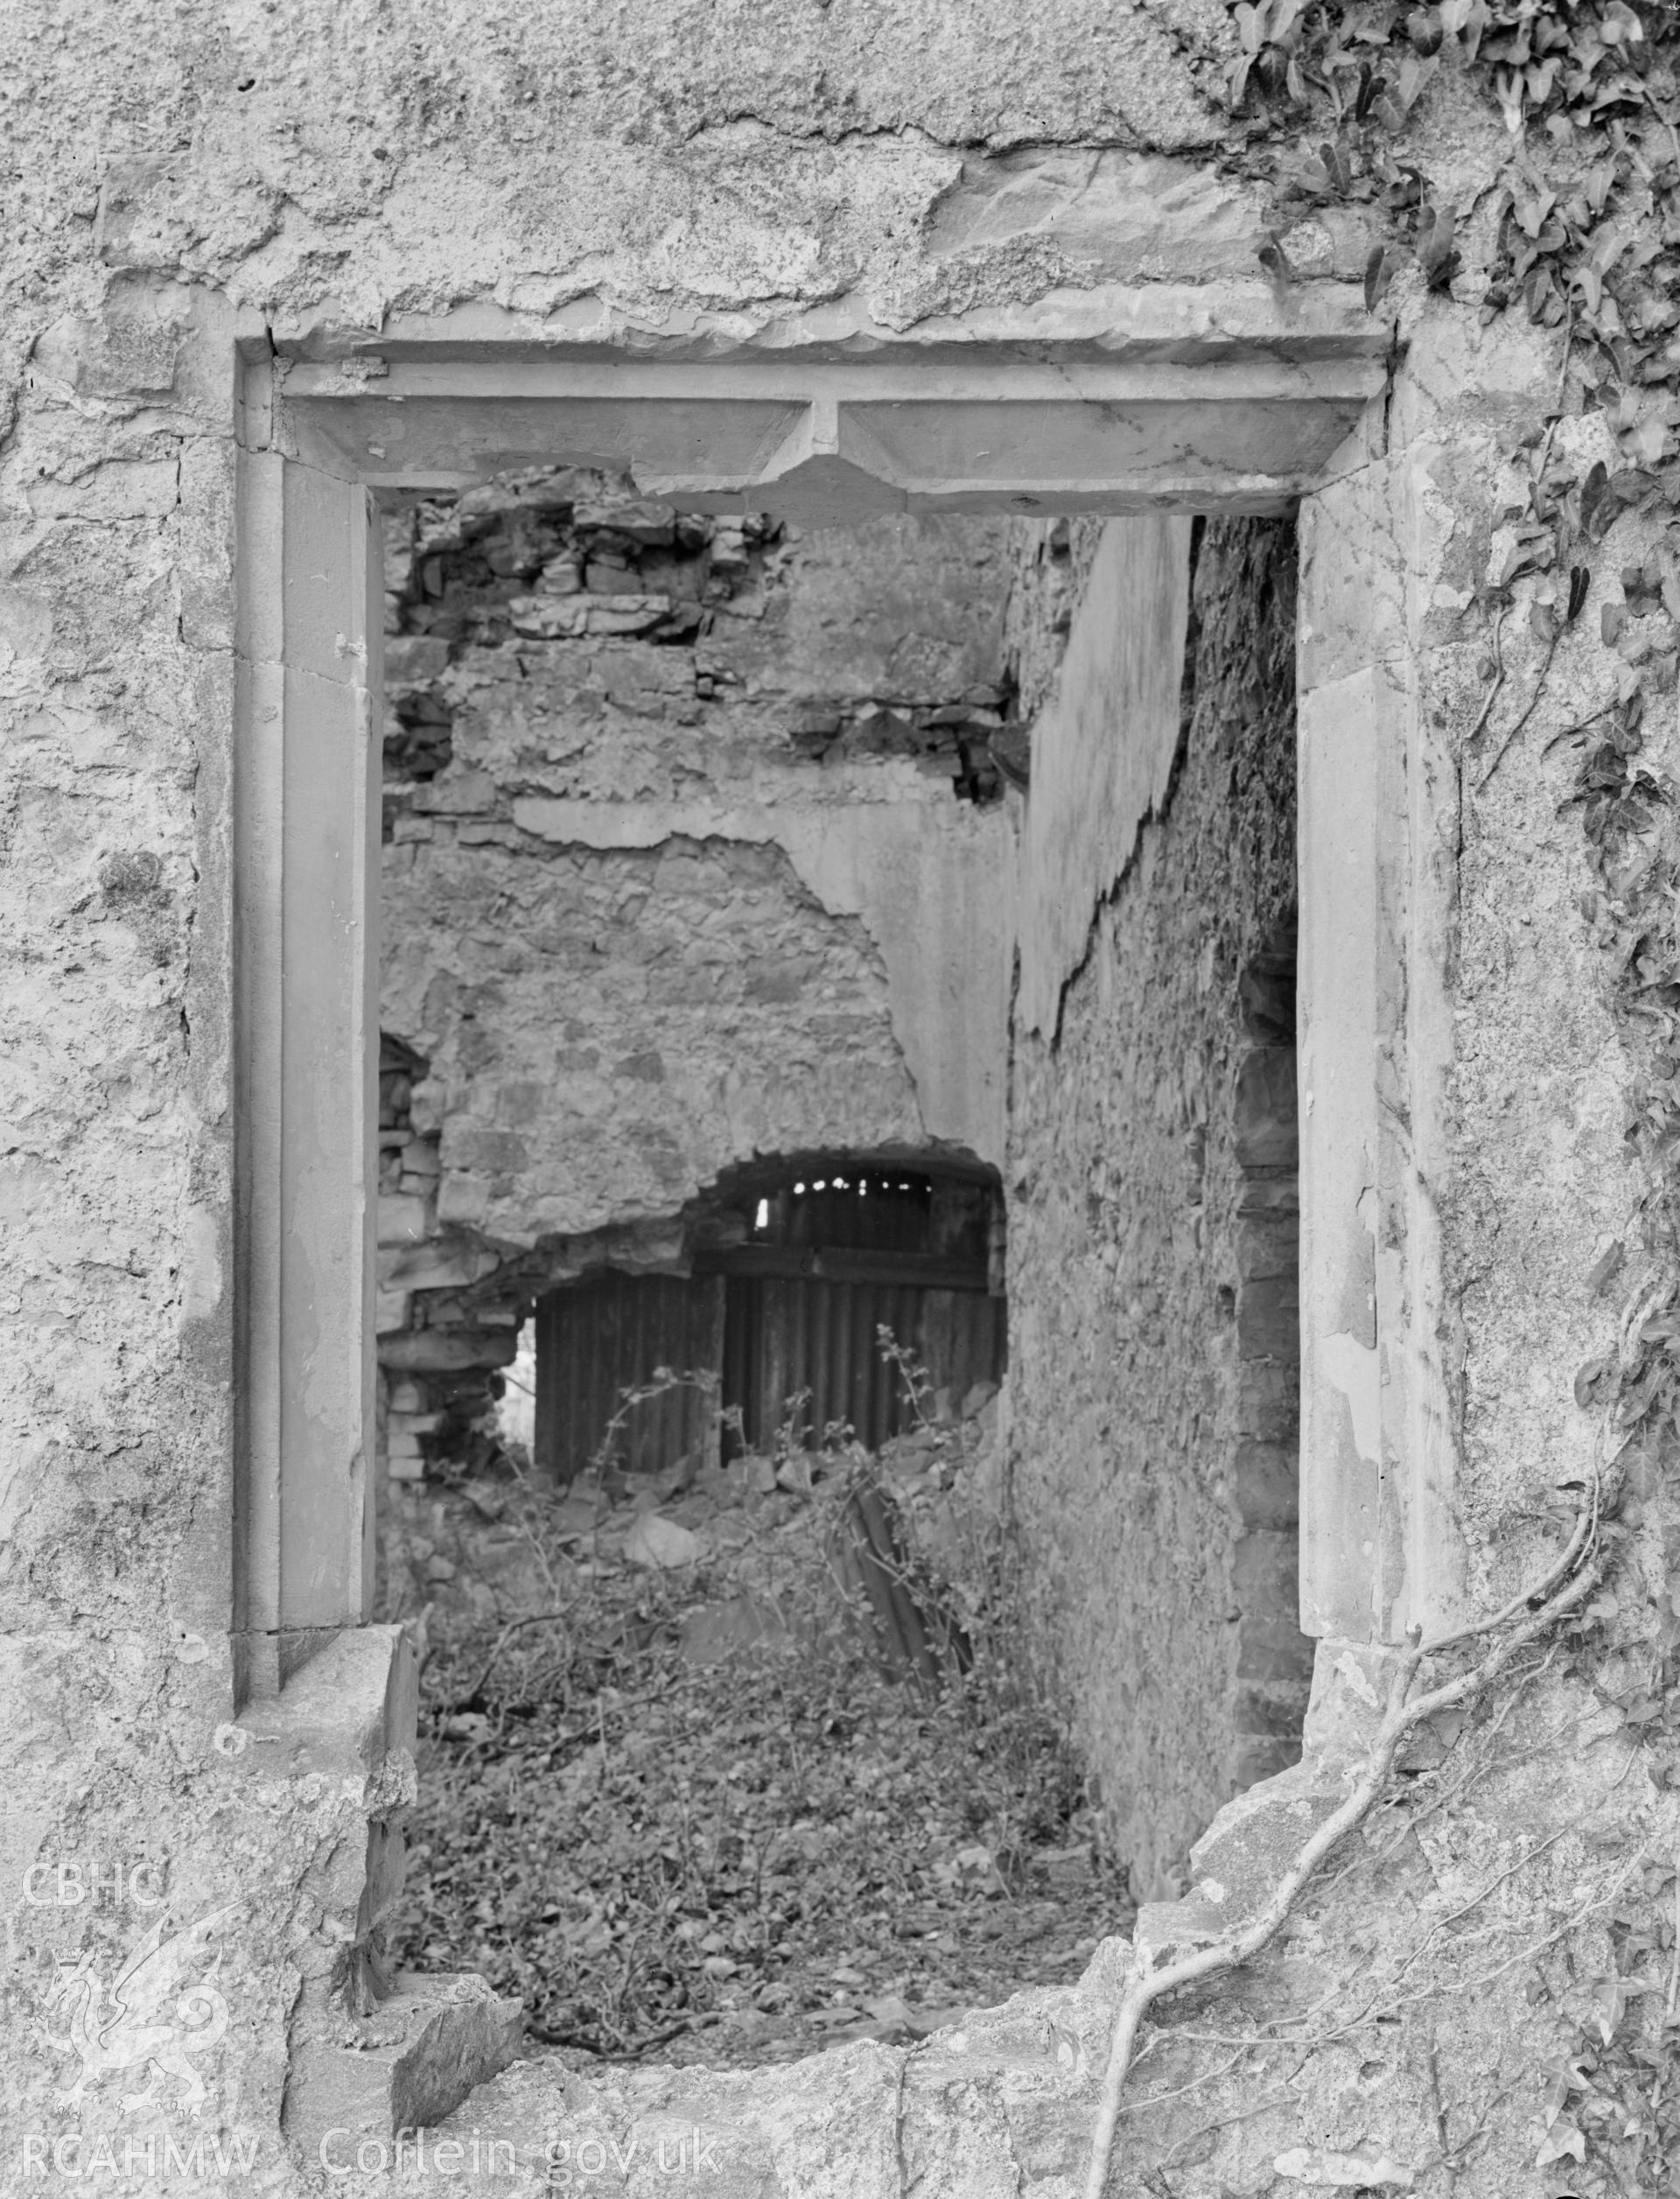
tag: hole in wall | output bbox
[368,473,1141,2062]
[527,1156,1006,1481]
[380,473,1023,806]
[365,481,1309,2062]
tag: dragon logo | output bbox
[43,1906,238,2118]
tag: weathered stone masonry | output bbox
[8,0,1678,2185]
[374,483,1018,1485]
[1009,517,1312,1900]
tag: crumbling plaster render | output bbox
[508,805,1010,1161]
[1015,513,1192,1042]
[9,8,1296,381]
[384,508,1018,1220]
[387,829,928,1241]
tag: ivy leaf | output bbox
[1513,185,1558,240]
[1586,220,1629,278]
[1494,63,1527,135]
[1365,243,1405,312]
[1396,53,1436,111]
[1257,235,1296,292]
[1574,1353,1614,1408]
[1438,0,1486,64]
[1535,2114,1587,2166]
[1623,415,1670,467]
[1417,200,1460,291]
[1600,1,1643,47]
[1590,1968,1656,2044]
[1567,566,1591,622]
[1298,140,1356,199]
[1579,462,1645,542]
[1539,2052,1595,2111]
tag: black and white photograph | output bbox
[4,3,1680,2192]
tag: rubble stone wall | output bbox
[374,487,1018,1484]
[1007,515,1313,1899]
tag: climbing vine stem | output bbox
[1084,1482,1604,2197]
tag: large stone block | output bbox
[378,1984,1125,2199]
[378,1194,430,1247]
[1186,1759,1348,1929]
[1236,1630,1318,1684]
[378,1328,519,1373]
[1232,1528,1298,1613]
[1236,1272,1299,1362]
[1236,1212,1299,1281]
[283,1976,526,2161]
[1234,1680,1312,1738]
[412,770,497,816]
[380,1242,503,1292]
[1236,1357,1299,1442]
[436,1173,493,1227]
[1232,1439,1298,1530]
[383,635,452,684]
[440,1124,530,1174]
[1233,1046,1298,1168]
[1229,1731,1304,1788]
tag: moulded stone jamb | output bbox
[1296,433,1465,1649]
[1376,440,1467,1641]
[1296,531,1388,1642]
[234,370,382,1700]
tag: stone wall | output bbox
[374,482,1018,1483]
[9,1,1677,2182]
[1007,515,1313,1900]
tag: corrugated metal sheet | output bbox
[535,1271,724,1481]
[724,1277,1004,1454]
[534,1169,1006,1481]
[724,1277,915,1453]
[920,1290,1007,1412]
